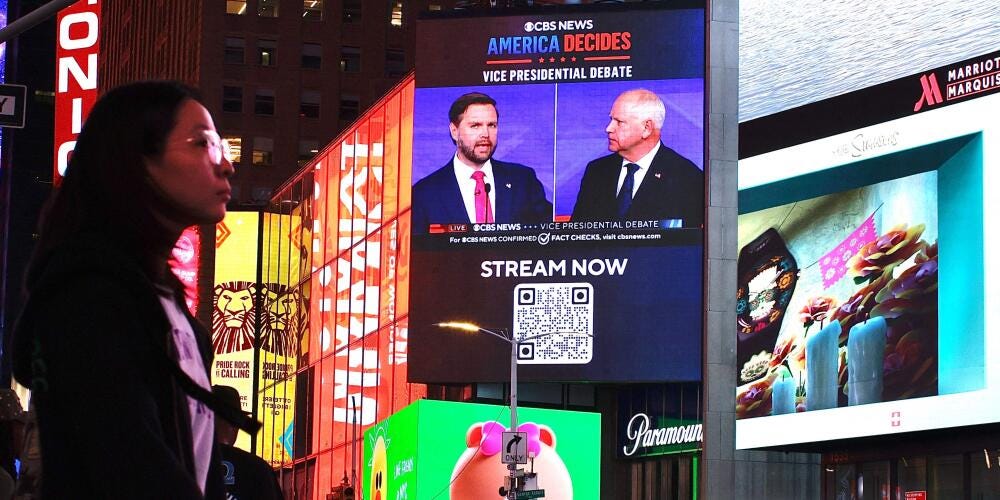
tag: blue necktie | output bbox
[616,163,640,219]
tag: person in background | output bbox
[213,386,284,500]
[10,81,254,499]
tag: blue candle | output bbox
[848,316,887,406]
[771,366,795,415]
[806,321,840,411]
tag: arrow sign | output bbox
[502,431,528,465]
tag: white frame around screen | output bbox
[735,94,998,449]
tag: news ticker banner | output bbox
[362,400,600,500]
[409,6,705,383]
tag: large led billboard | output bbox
[408,4,705,383]
[362,400,600,500]
[735,50,997,448]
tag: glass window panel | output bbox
[389,1,403,27]
[339,94,359,122]
[340,46,360,73]
[385,48,405,77]
[300,90,321,119]
[302,0,322,20]
[858,461,890,500]
[253,136,274,166]
[257,39,277,66]
[301,42,322,69]
[259,0,279,17]
[971,449,1000,499]
[929,454,963,500]
[224,37,245,64]
[255,88,275,115]
[222,85,242,113]
[299,140,320,167]
[342,0,360,23]
[226,0,247,15]
[221,135,242,165]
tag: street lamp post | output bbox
[437,322,592,500]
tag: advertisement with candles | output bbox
[362,400,600,500]
[408,4,705,383]
[735,50,998,448]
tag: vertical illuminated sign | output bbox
[214,211,260,451]
[54,0,100,182]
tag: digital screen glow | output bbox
[408,6,706,384]
[362,400,600,500]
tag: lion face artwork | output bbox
[212,281,257,354]
[260,285,306,358]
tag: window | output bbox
[302,0,322,20]
[300,91,320,118]
[258,0,279,17]
[226,0,247,15]
[385,48,405,77]
[252,137,274,166]
[222,86,243,113]
[390,2,403,27]
[343,0,360,23]
[298,140,319,166]
[255,88,275,115]
[340,46,360,73]
[251,186,272,204]
[339,94,359,122]
[257,39,276,66]
[429,4,442,11]
[301,43,322,69]
[224,37,245,64]
[222,135,243,164]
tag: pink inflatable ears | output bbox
[464,421,557,457]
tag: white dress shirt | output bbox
[452,154,496,223]
[616,142,661,198]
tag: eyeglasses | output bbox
[183,129,234,166]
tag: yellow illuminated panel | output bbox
[212,211,260,451]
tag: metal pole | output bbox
[0,0,79,44]
[508,331,517,500]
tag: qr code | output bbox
[512,283,594,365]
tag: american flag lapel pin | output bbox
[654,173,662,179]
[505,183,512,188]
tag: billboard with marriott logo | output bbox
[735,50,999,448]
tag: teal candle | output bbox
[806,321,840,411]
[848,316,887,405]
[771,366,795,415]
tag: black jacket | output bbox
[11,231,226,500]
[571,144,704,226]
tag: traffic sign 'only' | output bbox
[502,431,528,465]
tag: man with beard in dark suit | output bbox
[411,92,552,233]
[571,89,703,227]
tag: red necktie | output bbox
[471,171,493,223]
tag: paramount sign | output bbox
[622,413,702,458]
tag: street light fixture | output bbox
[436,321,593,499]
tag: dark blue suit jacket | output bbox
[571,144,704,227]
[411,159,552,233]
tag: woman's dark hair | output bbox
[27,80,202,286]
